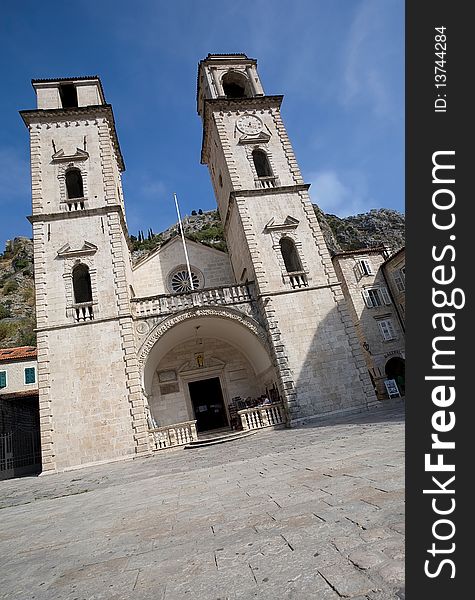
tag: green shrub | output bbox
[0,321,16,342]
[0,304,11,319]
[2,280,18,295]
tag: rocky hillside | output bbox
[0,207,404,348]
[0,238,36,348]
[314,207,405,255]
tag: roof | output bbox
[0,346,37,363]
[31,75,101,83]
[382,246,405,267]
[206,53,249,59]
[332,247,389,259]
[132,234,227,270]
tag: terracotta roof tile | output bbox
[0,346,37,362]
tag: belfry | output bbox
[20,55,376,473]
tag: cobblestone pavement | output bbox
[0,400,405,600]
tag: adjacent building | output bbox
[0,346,40,479]
[332,247,405,399]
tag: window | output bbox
[0,370,6,389]
[363,287,391,308]
[72,264,94,322]
[359,259,373,276]
[252,150,273,178]
[65,168,84,199]
[394,267,405,292]
[73,264,93,304]
[280,238,308,289]
[59,83,78,108]
[378,319,396,341]
[222,71,249,98]
[280,238,303,273]
[24,367,36,385]
[171,270,200,293]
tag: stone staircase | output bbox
[184,428,259,449]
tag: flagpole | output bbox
[173,192,195,291]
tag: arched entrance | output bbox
[385,357,405,395]
[139,310,277,432]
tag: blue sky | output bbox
[0,0,404,250]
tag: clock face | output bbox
[236,114,263,135]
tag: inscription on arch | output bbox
[137,307,268,366]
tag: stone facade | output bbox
[382,247,406,330]
[20,55,384,473]
[332,248,406,399]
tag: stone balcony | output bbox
[131,283,255,319]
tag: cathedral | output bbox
[19,54,377,474]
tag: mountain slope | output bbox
[0,207,405,348]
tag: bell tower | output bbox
[20,76,149,473]
[198,54,376,419]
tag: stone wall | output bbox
[44,320,138,470]
[133,237,235,298]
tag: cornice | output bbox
[27,203,127,231]
[231,183,310,199]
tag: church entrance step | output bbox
[184,429,259,449]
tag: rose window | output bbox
[170,270,200,293]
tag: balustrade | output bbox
[238,403,285,431]
[73,302,94,322]
[149,420,198,450]
[255,176,279,189]
[132,283,253,318]
[287,271,308,289]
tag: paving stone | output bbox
[317,562,378,597]
[378,560,405,584]
[0,402,405,599]
[349,548,387,570]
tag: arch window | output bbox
[72,263,94,321]
[279,238,308,289]
[252,149,273,178]
[222,71,250,98]
[65,168,84,200]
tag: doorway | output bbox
[188,377,228,432]
[385,357,405,395]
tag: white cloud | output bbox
[139,179,167,199]
[341,0,401,118]
[308,169,374,216]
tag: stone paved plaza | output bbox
[0,401,405,600]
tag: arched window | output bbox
[280,238,308,289]
[72,264,94,321]
[73,264,92,303]
[65,168,84,199]
[280,238,302,273]
[252,150,273,178]
[222,71,250,98]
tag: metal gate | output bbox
[0,430,41,480]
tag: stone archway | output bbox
[138,307,272,391]
[138,307,278,429]
[385,357,405,395]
